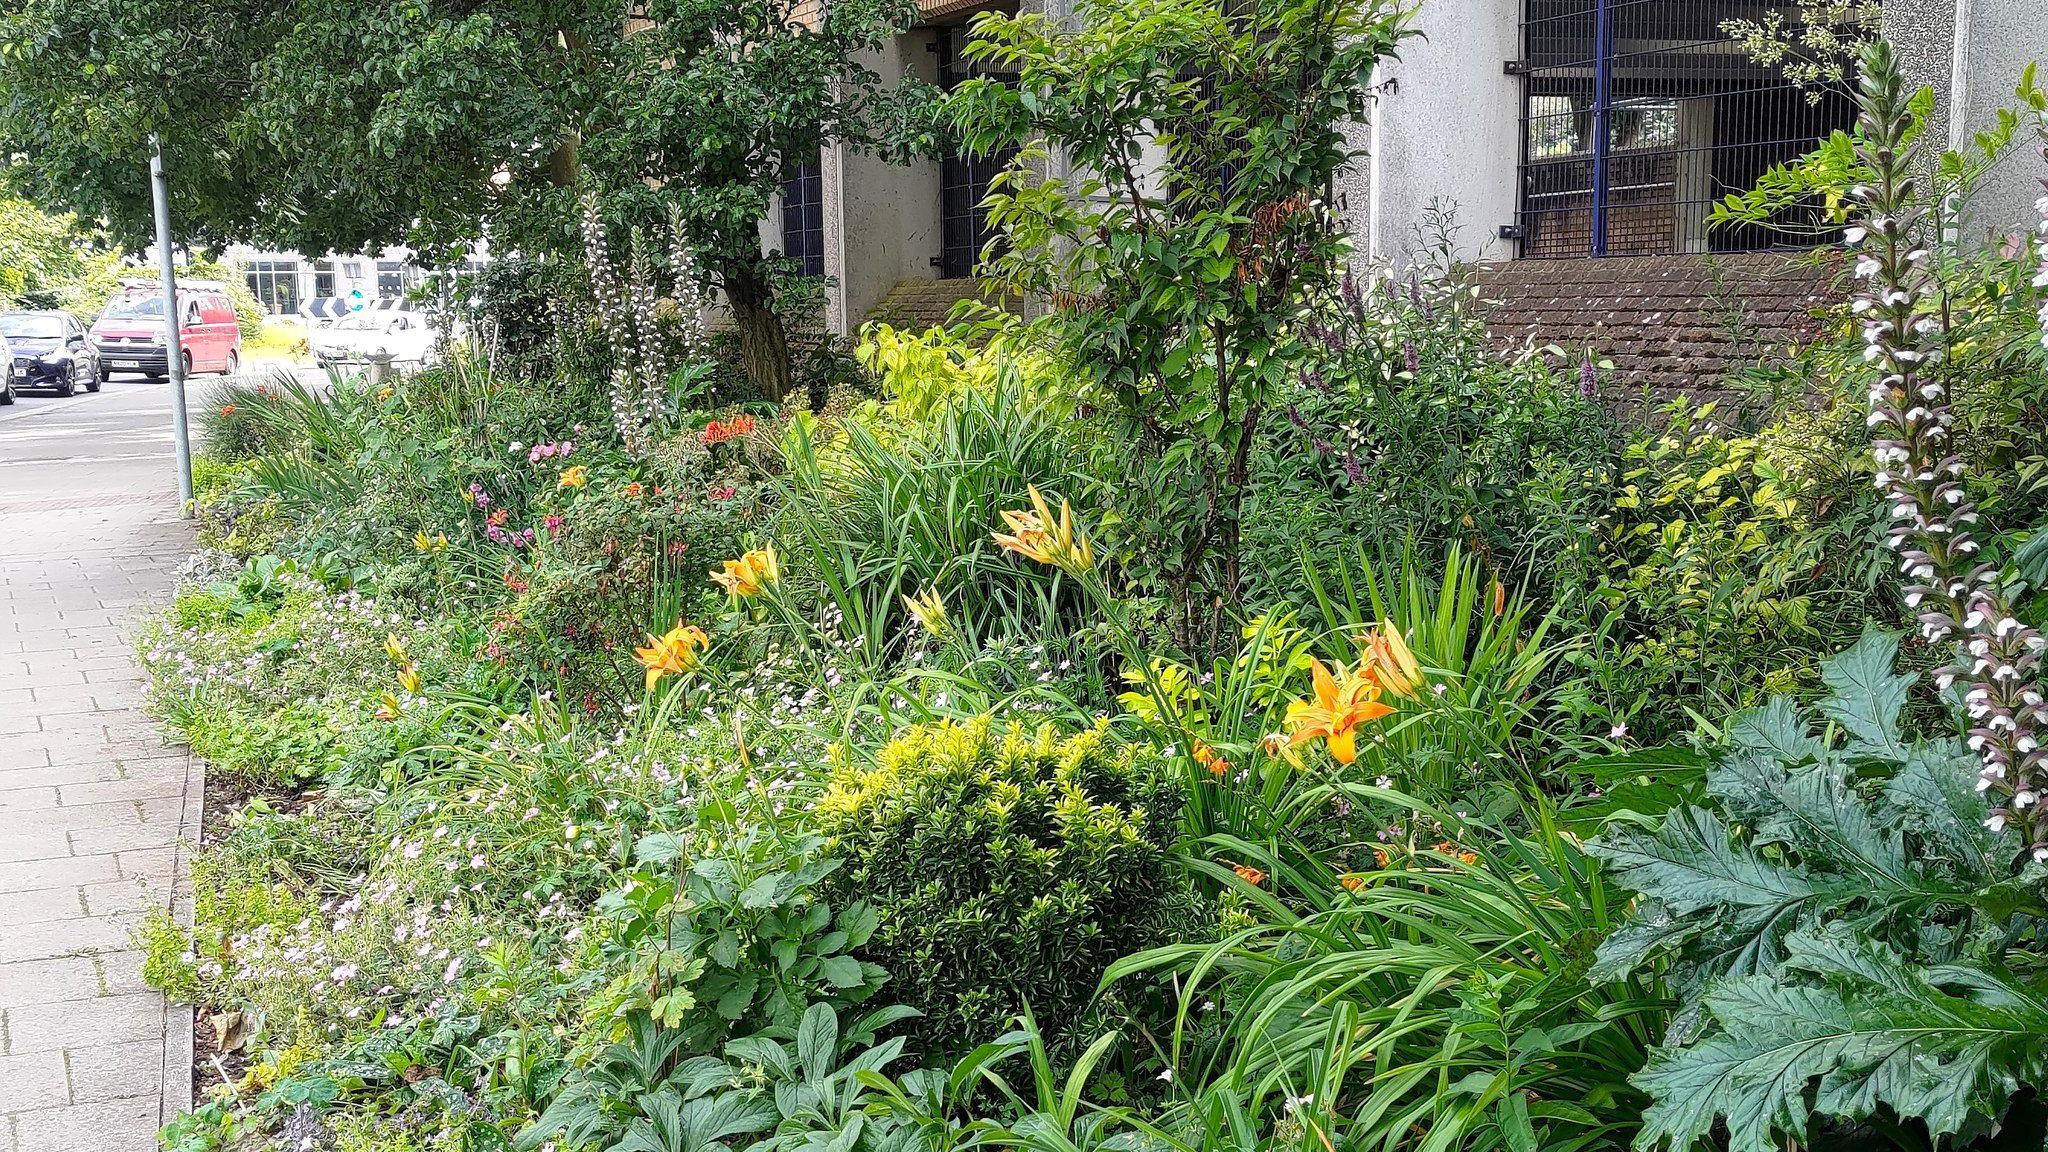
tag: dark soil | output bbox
[188,771,321,1104]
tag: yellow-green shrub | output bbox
[816,716,1185,1055]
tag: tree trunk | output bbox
[721,259,794,403]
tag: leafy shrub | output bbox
[588,825,887,1048]
[1245,265,1616,613]
[1590,632,2048,1152]
[464,253,614,386]
[137,909,202,1003]
[815,716,1188,1056]
[504,474,754,708]
[1554,398,1886,742]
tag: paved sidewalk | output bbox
[0,383,199,1151]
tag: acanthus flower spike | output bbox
[1848,40,2048,859]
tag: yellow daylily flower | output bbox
[413,530,449,553]
[635,621,710,692]
[397,665,422,695]
[384,634,407,664]
[710,546,779,598]
[1361,623,1424,699]
[901,586,951,639]
[374,692,402,721]
[993,486,1094,574]
[1284,657,1395,765]
[558,465,589,489]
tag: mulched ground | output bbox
[189,771,322,1104]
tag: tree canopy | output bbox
[0,0,920,396]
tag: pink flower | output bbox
[544,515,564,534]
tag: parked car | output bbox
[88,279,242,381]
[0,311,100,399]
[308,308,444,370]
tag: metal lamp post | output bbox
[148,134,195,517]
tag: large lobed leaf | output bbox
[1633,927,2048,1152]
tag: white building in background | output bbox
[223,246,486,319]
[1348,0,2048,269]
[768,0,2048,396]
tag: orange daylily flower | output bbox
[1284,657,1395,764]
[993,486,1094,574]
[1339,874,1367,893]
[710,546,779,598]
[634,621,710,691]
[1361,624,1424,699]
[1232,864,1267,886]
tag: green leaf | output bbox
[1589,900,1691,983]
[1590,806,1816,916]
[737,873,785,909]
[1724,697,1820,768]
[1815,628,1915,761]
[1634,927,2048,1152]
[1495,1093,1536,1152]
[796,1002,839,1077]
[839,901,880,947]
[818,954,865,989]
[1882,739,1992,870]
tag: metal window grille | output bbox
[1514,0,1855,258]
[937,25,1017,280]
[781,159,826,277]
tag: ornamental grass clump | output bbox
[813,716,1187,1057]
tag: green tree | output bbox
[947,0,1411,651]
[0,0,917,400]
[0,195,124,316]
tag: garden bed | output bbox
[122,24,2048,1152]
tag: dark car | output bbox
[1,311,100,399]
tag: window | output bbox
[376,260,408,298]
[314,259,338,300]
[1514,0,1855,258]
[936,26,1017,280]
[245,259,301,314]
[781,158,826,277]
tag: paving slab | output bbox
[0,382,198,1146]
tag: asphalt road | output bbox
[0,376,195,517]
[0,364,323,519]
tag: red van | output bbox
[89,279,243,382]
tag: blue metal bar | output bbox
[1588,0,1612,256]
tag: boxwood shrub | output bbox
[815,716,1186,1056]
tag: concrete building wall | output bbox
[824,29,945,334]
[1342,0,1524,271]
[1886,0,2048,240]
